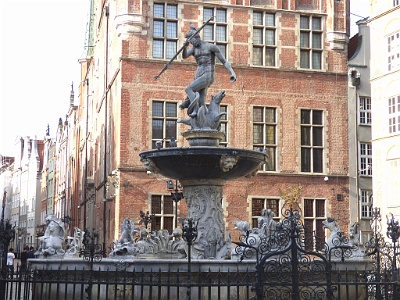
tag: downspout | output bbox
[84,78,89,230]
[103,4,109,257]
[349,68,361,222]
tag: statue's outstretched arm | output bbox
[213,45,236,82]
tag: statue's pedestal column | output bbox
[181,180,230,259]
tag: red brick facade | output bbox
[78,0,350,247]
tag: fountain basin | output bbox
[139,147,266,181]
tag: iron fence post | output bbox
[289,208,299,300]
[179,218,197,300]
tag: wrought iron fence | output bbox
[0,263,399,300]
[1,264,254,300]
[1,200,400,299]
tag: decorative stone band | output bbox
[181,130,225,147]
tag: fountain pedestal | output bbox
[140,130,267,259]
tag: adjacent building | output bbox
[368,2,400,233]
[4,137,44,254]
[348,18,373,243]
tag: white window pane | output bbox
[312,33,322,49]
[265,13,275,26]
[300,50,310,68]
[216,9,226,22]
[204,8,213,20]
[254,12,262,26]
[154,21,164,37]
[216,25,226,42]
[300,32,309,48]
[265,48,275,66]
[154,4,164,18]
[265,30,275,45]
[166,21,177,38]
[166,41,177,59]
[153,40,163,58]
[253,47,263,65]
[166,5,177,19]
[300,16,309,29]
[253,28,263,44]
[312,18,321,30]
[312,52,321,69]
[204,25,213,41]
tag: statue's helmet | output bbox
[185,29,200,39]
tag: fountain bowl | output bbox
[139,147,266,181]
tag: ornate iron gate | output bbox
[234,187,366,300]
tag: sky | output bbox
[0,0,90,156]
[0,0,369,157]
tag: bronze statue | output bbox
[180,23,236,118]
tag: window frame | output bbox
[359,96,372,125]
[359,142,372,176]
[251,197,281,228]
[203,7,228,58]
[152,3,178,59]
[218,105,229,147]
[303,198,326,251]
[388,95,400,134]
[387,31,400,72]
[299,15,323,70]
[252,11,276,67]
[150,194,175,233]
[300,109,324,173]
[360,190,373,219]
[252,106,278,171]
[151,100,179,149]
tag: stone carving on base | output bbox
[322,218,364,257]
[110,218,139,257]
[184,185,228,259]
[322,217,343,250]
[65,227,85,257]
[167,228,187,258]
[36,215,65,257]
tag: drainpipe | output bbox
[102,4,109,257]
[84,78,89,230]
[349,68,361,222]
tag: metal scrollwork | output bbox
[79,229,103,263]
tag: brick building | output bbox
[75,0,350,249]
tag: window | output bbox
[203,8,228,57]
[300,16,323,69]
[218,105,228,147]
[359,143,372,176]
[387,157,400,207]
[151,195,174,233]
[360,190,372,219]
[300,109,323,173]
[152,101,178,148]
[388,95,400,134]
[251,198,280,228]
[253,11,276,66]
[359,96,372,125]
[152,3,178,59]
[253,107,277,171]
[303,198,325,251]
[388,31,400,72]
